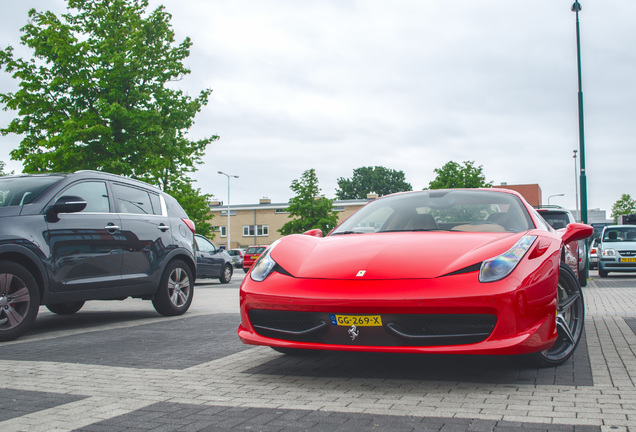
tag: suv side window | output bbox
[62,181,110,213]
[112,183,153,215]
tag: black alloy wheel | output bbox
[527,263,584,367]
[0,261,40,342]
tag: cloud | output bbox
[1,0,635,217]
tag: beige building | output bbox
[208,196,376,250]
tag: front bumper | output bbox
[238,267,559,356]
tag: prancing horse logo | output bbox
[348,324,359,341]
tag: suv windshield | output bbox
[331,190,534,234]
[537,211,571,230]
[0,176,64,207]
[603,227,636,242]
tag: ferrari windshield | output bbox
[331,190,534,235]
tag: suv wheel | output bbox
[152,260,194,316]
[524,263,584,367]
[46,301,85,315]
[219,264,233,284]
[0,261,40,342]
[598,267,609,278]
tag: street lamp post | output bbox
[573,150,580,221]
[572,1,588,224]
[548,193,565,206]
[218,171,239,250]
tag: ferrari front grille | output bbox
[248,310,497,346]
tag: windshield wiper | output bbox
[331,231,367,235]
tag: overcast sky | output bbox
[1,0,635,216]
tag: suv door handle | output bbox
[105,224,120,231]
[158,224,170,232]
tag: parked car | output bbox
[0,171,197,342]
[227,249,246,269]
[588,239,599,270]
[239,189,593,367]
[598,225,636,277]
[243,245,268,273]
[194,235,233,283]
[536,207,588,286]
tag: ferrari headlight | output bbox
[601,249,615,257]
[479,235,537,283]
[250,240,280,282]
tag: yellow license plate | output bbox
[330,314,382,326]
[251,255,260,260]
[620,257,636,263]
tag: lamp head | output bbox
[571,2,581,12]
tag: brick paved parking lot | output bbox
[1,271,635,431]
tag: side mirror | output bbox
[561,223,593,245]
[46,195,87,222]
[303,228,323,237]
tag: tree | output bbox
[0,0,216,233]
[335,166,412,200]
[428,161,492,189]
[279,169,340,236]
[0,161,13,176]
[611,194,636,223]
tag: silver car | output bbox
[588,239,598,270]
[598,225,636,277]
[227,248,246,268]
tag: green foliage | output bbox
[164,179,213,237]
[0,0,217,233]
[279,169,340,236]
[611,194,636,223]
[428,161,492,190]
[336,166,412,200]
[0,161,13,176]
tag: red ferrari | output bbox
[238,189,593,366]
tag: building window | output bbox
[220,226,227,237]
[275,208,290,214]
[243,225,269,237]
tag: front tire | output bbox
[152,260,194,316]
[0,261,40,342]
[46,301,85,315]
[219,264,233,284]
[598,267,608,278]
[526,263,584,367]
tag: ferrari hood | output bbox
[269,231,527,280]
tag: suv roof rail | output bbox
[73,170,161,191]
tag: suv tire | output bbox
[0,261,40,342]
[152,260,194,316]
[46,301,85,315]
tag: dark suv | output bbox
[536,206,588,286]
[0,171,197,341]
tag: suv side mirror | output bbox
[561,223,593,245]
[46,195,87,222]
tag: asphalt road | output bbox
[0,269,635,431]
